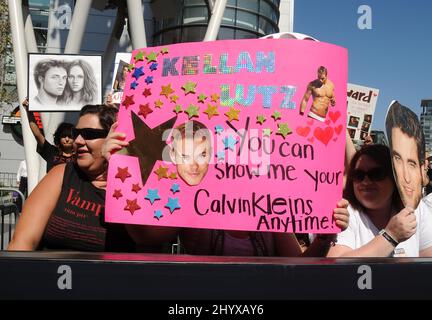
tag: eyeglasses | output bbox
[352,167,387,182]
[71,128,108,140]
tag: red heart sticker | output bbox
[328,111,341,123]
[307,137,315,143]
[314,127,334,146]
[296,126,311,137]
[335,124,343,135]
[325,119,331,125]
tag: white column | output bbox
[8,0,39,193]
[203,0,227,41]
[126,0,147,49]
[64,0,92,53]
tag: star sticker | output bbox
[185,104,200,119]
[197,93,207,103]
[223,135,238,150]
[203,104,219,119]
[272,111,281,121]
[113,189,123,200]
[256,115,266,125]
[131,183,141,193]
[182,81,197,94]
[154,99,164,108]
[134,50,144,62]
[124,198,141,215]
[215,125,224,134]
[225,107,240,121]
[170,94,179,103]
[124,112,177,186]
[146,51,158,62]
[216,150,226,161]
[171,183,180,193]
[210,93,220,102]
[154,165,169,180]
[145,76,154,85]
[154,210,163,220]
[169,172,177,179]
[160,48,169,54]
[165,197,181,213]
[122,95,135,109]
[263,128,272,137]
[173,105,183,114]
[160,84,175,98]
[149,62,158,71]
[277,123,292,139]
[142,88,152,97]
[138,103,153,119]
[132,66,145,80]
[145,189,161,204]
[127,63,135,72]
[115,167,131,183]
[130,81,138,90]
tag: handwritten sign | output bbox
[106,39,348,233]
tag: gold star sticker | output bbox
[154,165,169,180]
[146,51,158,63]
[173,105,183,114]
[277,123,292,139]
[210,93,220,102]
[185,104,200,119]
[160,47,169,54]
[256,115,266,125]
[263,128,272,137]
[127,63,135,72]
[197,93,207,103]
[170,94,179,103]
[272,111,281,121]
[203,103,219,119]
[160,84,175,98]
[182,81,197,95]
[225,107,240,121]
[154,99,164,108]
[169,172,177,179]
[134,50,145,62]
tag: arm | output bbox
[22,98,45,146]
[299,85,312,115]
[328,207,416,257]
[8,164,65,250]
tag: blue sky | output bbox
[295,0,432,131]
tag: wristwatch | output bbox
[379,229,399,247]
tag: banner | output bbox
[346,83,379,142]
[106,39,348,234]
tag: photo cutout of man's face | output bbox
[386,101,425,209]
[170,124,212,186]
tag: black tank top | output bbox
[42,162,135,252]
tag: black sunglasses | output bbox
[352,167,387,182]
[72,128,108,140]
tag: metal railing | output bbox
[0,187,24,250]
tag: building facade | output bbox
[421,99,432,154]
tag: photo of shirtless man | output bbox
[299,66,336,122]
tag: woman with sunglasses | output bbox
[328,144,432,257]
[8,104,135,251]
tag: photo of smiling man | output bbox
[170,121,212,186]
[385,101,425,209]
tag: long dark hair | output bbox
[54,122,73,146]
[79,104,118,131]
[344,144,402,212]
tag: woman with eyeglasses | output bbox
[8,105,135,252]
[328,144,432,257]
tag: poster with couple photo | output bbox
[28,53,102,111]
[109,53,132,104]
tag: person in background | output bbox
[328,144,432,257]
[8,104,136,252]
[22,98,75,172]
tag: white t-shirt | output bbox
[336,200,432,257]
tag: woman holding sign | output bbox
[328,144,432,257]
[103,120,350,257]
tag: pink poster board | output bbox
[106,39,348,233]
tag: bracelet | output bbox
[379,229,399,247]
[316,234,337,247]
